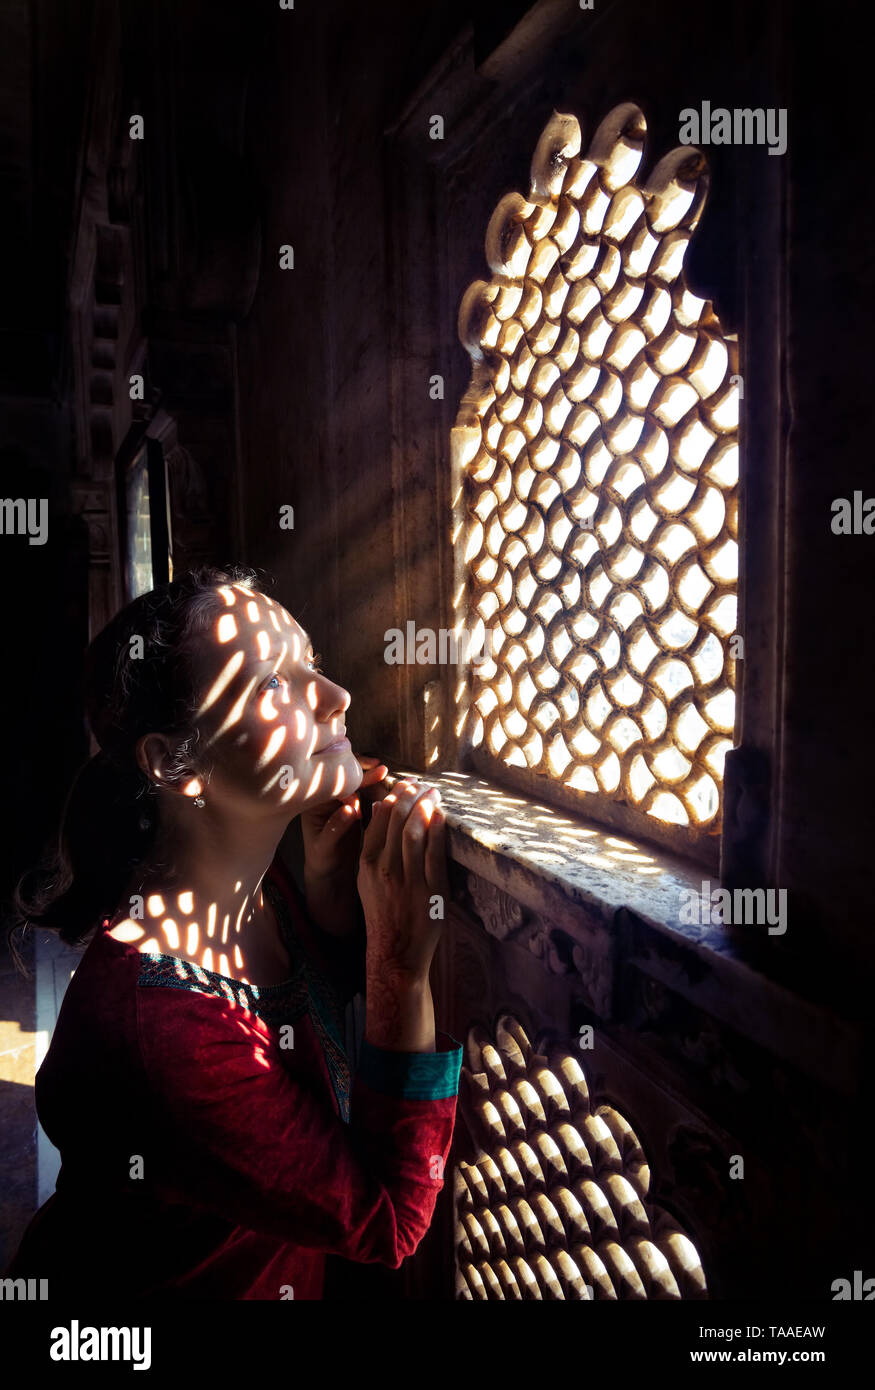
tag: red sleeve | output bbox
[136,986,462,1268]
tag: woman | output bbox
[4,564,462,1300]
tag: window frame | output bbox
[383,8,786,886]
[115,429,173,604]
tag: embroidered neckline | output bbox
[133,872,352,1122]
[112,871,299,995]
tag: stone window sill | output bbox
[385,768,865,1100]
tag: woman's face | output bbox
[178,584,362,819]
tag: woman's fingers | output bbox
[400,790,440,887]
[321,798,361,839]
[424,804,450,899]
[360,795,392,863]
[353,755,389,800]
[357,759,389,791]
[360,778,445,898]
[380,781,433,877]
[382,782,426,874]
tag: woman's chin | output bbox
[322,747,363,790]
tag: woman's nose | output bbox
[319,678,351,719]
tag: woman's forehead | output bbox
[203,587,310,663]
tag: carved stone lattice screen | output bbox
[452,104,739,844]
[454,1015,708,1300]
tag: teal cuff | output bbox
[358,1031,463,1100]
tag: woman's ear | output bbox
[136,733,177,790]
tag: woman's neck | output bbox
[113,806,292,978]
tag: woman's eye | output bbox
[265,673,285,691]
[308,652,324,674]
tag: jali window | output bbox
[454,1015,708,1300]
[451,104,739,852]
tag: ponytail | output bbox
[7,750,157,973]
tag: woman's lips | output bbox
[316,735,351,754]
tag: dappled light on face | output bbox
[177,891,194,914]
[187,590,358,809]
[198,649,245,717]
[262,763,298,797]
[259,690,279,720]
[256,727,287,770]
[146,894,165,918]
[304,765,326,800]
[208,675,259,742]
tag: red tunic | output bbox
[5,855,462,1300]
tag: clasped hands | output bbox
[299,755,448,941]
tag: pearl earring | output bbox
[193,796,205,808]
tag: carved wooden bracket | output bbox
[463,870,614,1017]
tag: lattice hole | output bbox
[454,1014,708,1300]
[454,103,738,831]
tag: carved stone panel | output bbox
[462,869,614,1018]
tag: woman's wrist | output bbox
[302,865,362,937]
[364,972,435,1052]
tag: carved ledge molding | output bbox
[387,769,868,1100]
[462,868,614,1019]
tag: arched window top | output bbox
[452,104,739,853]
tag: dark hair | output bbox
[6,563,270,974]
